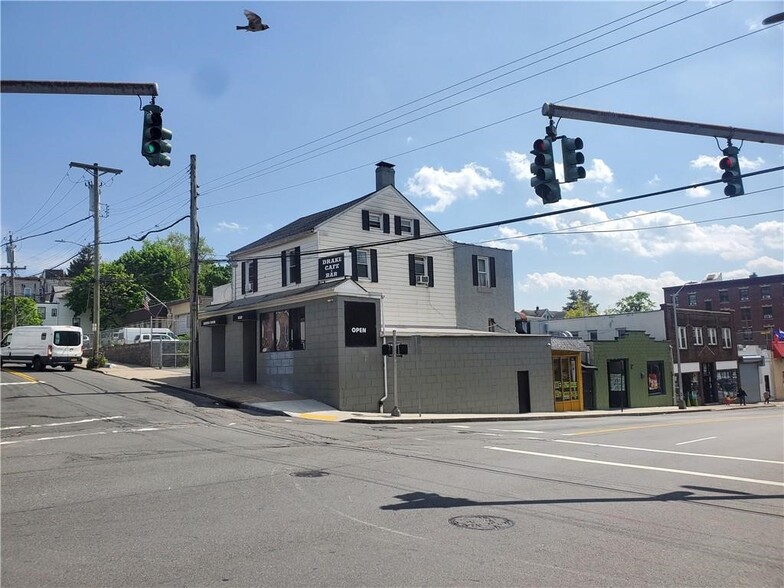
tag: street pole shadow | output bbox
[380,487,783,511]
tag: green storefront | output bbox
[589,331,674,410]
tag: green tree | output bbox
[1,296,43,331]
[67,246,94,277]
[609,291,656,314]
[563,289,599,318]
[200,262,232,296]
[63,262,144,329]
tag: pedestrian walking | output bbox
[737,388,748,406]
[763,390,771,405]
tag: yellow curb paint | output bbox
[298,413,340,422]
[1,369,38,383]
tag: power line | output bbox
[227,166,784,263]
[201,0,691,193]
[202,25,769,209]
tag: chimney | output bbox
[375,161,395,190]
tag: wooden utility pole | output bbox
[190,154,200,388]
[2,234,26,330]
[69,162,122,360]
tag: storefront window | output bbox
[647,361,665,396]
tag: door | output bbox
[242,321,257,383]
[607,359,628,409]
[517,371,531,413]
[211,326,226,372]
[582,368,595,410]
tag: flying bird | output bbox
[237,9,269,32]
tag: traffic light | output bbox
[719,146,743,197]
[141,104,172,167]
[561,137,586,183]
[530,137,561,203]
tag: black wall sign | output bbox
[344,301,377,347]
[319,254,345,281]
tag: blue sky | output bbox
[2,1,783,313]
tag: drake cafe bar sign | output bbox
[319,254,344,280]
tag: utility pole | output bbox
[2,234,26,330]
[69,162,122,361]
[189,154,200,389]
[540,103,784,145]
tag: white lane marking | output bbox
[449,425,471,429]
[525,437,545,441]
[485,446,784,488]
[478,433,502,437]
[1,416,125,431]
[1,426,174,446]
[676,436,717,446]
[489,428,545,434]
[0,381,38,386]
[554,439,783,465]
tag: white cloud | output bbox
[690,153,765,171]
[584,159,613,184]
[406,163,503,213]
[494,225,546,250]
[687,185,711,198]
[517,270,684,310]
[216,221,245,232]
[746,256,784,273]
[504,151,531,181]
[648,174,661,185]
[522,205,781,262]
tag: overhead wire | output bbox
[199,0,685,192]
[201,0,729,196]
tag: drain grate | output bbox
[290,470,329,478]
[449,515,514,531]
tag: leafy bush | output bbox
[86,353,107,369]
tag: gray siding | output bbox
[453,243,515,333]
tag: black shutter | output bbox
[361,210,370,231]
[280,251,287,287]
[383,214,390,234]
[489,256,496,288]
[292,247,301,283]
[250,260,258,292]
[472,255,479,286]
[413,219,421,238]
[351,248,358,280]
[427,256,434,287]
[394,215,401,235]
[408,254,416,286]
[370,249,378,282]
[241,262,247,294]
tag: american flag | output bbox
[143,295,150,311]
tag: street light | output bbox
[670,282,696,409]
[762,12,784,25]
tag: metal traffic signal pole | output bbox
[541,103,784,145]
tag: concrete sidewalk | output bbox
[84,362,780,423]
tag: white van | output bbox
[112,327,176,345]
[0,325,83,371]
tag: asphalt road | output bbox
[2,367,782,587]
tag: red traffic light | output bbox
[532,138,549,152]
[719,156,736,170]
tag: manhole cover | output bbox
[449,515,514,531]
[290,470,328,478]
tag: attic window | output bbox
[368,213,382,229]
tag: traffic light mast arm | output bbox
[1,80,158,96]
[542,103,784,145]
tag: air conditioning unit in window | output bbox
[416,274,430,285]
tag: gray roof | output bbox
[229,192,375,257]
[549,336,590,352]
[201,278,367,316]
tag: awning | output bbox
[581,363,598,370]
[201,316,227,327]
[233,310,258,322]
[739,355,765,364]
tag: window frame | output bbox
[355,249,370,279]
[721,327,732,348]
[693,326,704,346]
[707,327,718,346]
[260,307,306,353]
[476,256,490,288]
[739,287,749,301]
[677,326,688,350]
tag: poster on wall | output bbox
[344,301,376,347]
